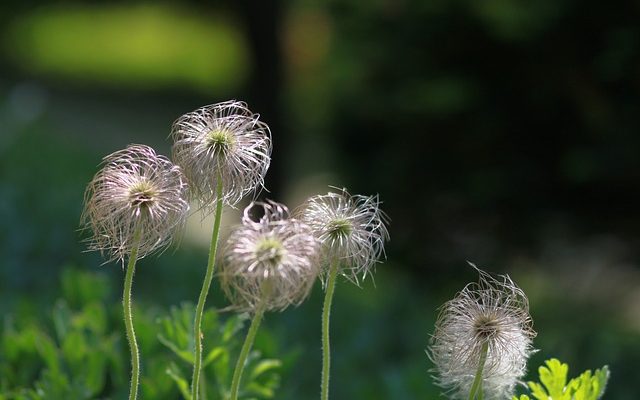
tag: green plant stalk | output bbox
[191,175,224,400]
[468,341,489,400]
[321,261,339,400]
[123,224,143,400]
[229,303,266,400]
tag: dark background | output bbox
[1,0,639,398]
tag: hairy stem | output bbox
[191,176,224,400]
[229,304,266,400]
[468,341,489,400]
[321,261,340,400]
[123,225,142,400]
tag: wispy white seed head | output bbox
[220,201,320,312]
[170,100,272,211]
[81,144,189,263]
[428,266,536,400]
[297,189,389,285]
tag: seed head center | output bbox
[473,314,501,340]
[129,181,157,209]
[254,237,285,267]
[327,218,353,239]
[206,128,235,155]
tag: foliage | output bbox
[157,303,282,399]
[5,4,249,93]
[513,358,609,400]
[0,301,121,399]
[0,268,282,399]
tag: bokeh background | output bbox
[1,0,640,398]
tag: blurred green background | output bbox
[1,0,640,398]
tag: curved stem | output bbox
[229,304,266,400]
[191,176,225,400]
[123,225,143,400]
[321,261,339,400]
[467,341,489,400]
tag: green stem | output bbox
[467,341,489,400]
[123,225,143,400]
[321,261,340,400]
[229,304,266,400]
[191,176,225,400]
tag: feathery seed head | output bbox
[220,201,320,312]
[170,100,272,211]
[81,144,189,263]
[428,267,536,400]
[297,189,389,285]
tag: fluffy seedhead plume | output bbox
[82,144,189,263]
[220,201,320,312]
[297,189,389,284]
[428,266,536,400]
[170,100,272,211]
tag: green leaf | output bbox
[61,330,86,364]
[166,362,191,400]
[211,347,231,390]
[155,307,284,399]
[594,366,610,399]
[222,312,249,342]
[156,303,197,364]
[249,359,282,380]
[523,358,610,400]
[158,333,194,364]
[245,381,276,398]
[203,346,225,367]
[570,365,610,400]
[33,331,60,377]
[80,301,107,334]
[82,351,107,396]
[52,301,72,342]
[528,382,551,400]
[538,358,569,399]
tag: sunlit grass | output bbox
[4,4,250,93]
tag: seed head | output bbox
[297,189,389,285]
[81,144,189,263]
[170,100,272,211]
[428,266,536,400]
[220,201,320,312]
